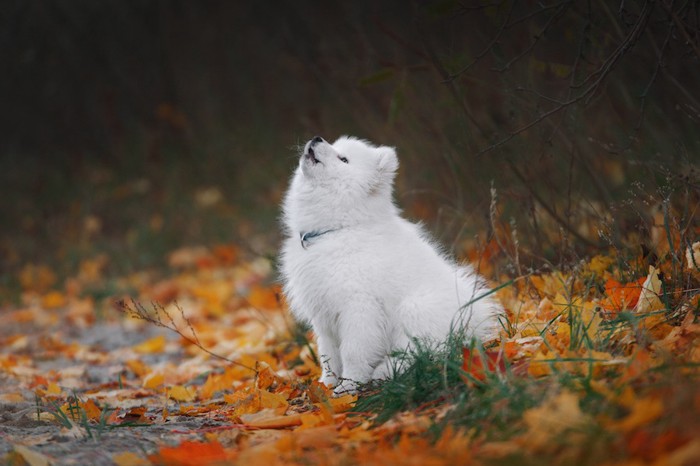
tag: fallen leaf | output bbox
[41,291,66,309]
[521,391,591,450]
[133,335,166,354]
[112,451,150,466]
[143,372,165,389]
[611,395,664,432]
[247,285,280,310]
[240,410,302,429]
[635,266,665,314]
[13,445,51,466]
[462,347,506,383]
[686,242,700,271]
[168,385,196,402]
[603,276,646,312]
[154,440,229,466]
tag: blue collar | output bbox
[300,228,338,249]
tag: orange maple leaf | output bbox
[462,347,506,383]
[153,441,229,466]
[602,277,646,312]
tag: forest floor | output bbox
[1,209,700,465]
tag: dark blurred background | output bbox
[1,0,698,289]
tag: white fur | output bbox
[280,136,502,393]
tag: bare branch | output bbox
[492,3,571,73]
[659,0,700,59]
[507,161,606,250]
[116,298,257,373]
[478,1,653,155]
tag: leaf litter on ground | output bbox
[1,231,699,465]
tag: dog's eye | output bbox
[338,156,349,164]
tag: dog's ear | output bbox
[377,146,398,182]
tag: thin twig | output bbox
[507,161,605,249]
[659,0,700,59]
[116,298,257,373]
[478,1,653,155]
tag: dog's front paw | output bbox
[333,379,358,396]
[319,372,339,389]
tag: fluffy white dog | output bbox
[280,136,501,393]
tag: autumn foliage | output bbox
[2,210,700,466]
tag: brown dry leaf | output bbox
[635,266,665,314]
[686,242,700,271]
[521,391,591,450]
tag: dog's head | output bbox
[299,135,398,197]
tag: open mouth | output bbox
[305,147,321,165]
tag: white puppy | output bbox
[280,136,501,393]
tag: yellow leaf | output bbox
[588,255,615,276]
[328,393,357,413]
[522,391,590,449]
[240,410,302,428]
[611,395,664,432]
[13,445,51,466]
[46,382,62,395]
[247,285,280,310]
[255,362,278,390]
[168,385,196,402]
[42,291,66,309]
[530,272,569,298]
[0,393,25,403]
[200,368,236,400]
[191,281,231,316]
[133,335,166,354]
[143,372,165,389]
[112,451,150,466]
[258,389,288,411]
[528,351,552,377]
[125,359,151,377]
[300,412,324,429]
[580,301,602,336]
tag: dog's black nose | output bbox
[311,136,324,145]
